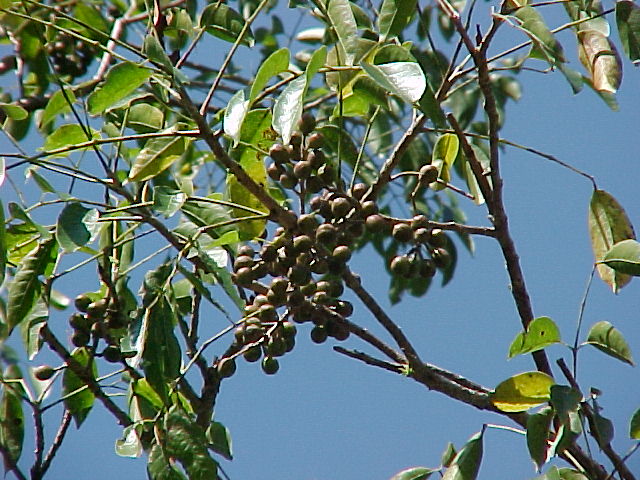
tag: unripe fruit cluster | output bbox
[45,29,98,78]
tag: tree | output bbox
[0,0,639,478]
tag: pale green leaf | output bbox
[602,239,640,275]
[509,5,565,65]
[144,35,173,70]
[223,90,249,147]
[0,103,28,121]
[56,203,100,252]
[361,61,426,104]
[128,127,190,182]
[327,0,359,64]
[508,316,561,358]
[42,124,100,155]
[207,421,233,461]
[585,320,634,365]
[249,48,290,103]
[442,430,484,480]
[62,347,97,427]
[115,425,142,458]
[153,186,187,218]
[629,407,640,439]
[88,62,151,115]
[491,372,555,412]
[273,76,306,145]
[127,103,164,133]
[390,467,437,480]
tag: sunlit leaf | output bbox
[508,316,561,358]
[39,88,76,128]
[42,124,101,155]
[629,407,640,439]
[378,0,418,40]
[19,297,48,360]
[127,103,164,133]
[508,5,565,65]
[431,133,459,189]
[361,61,426,104]
[153,186,187,218]
[327,0,359,64]
[535,467,589,480]
[128,126,191,182]
[441,442,457,467]
[6,237,57,332]
[200,3,254,46]
[526,406,553,471]
[491,372,555,412]
[577,30,622,94]
[616,0,640,63]
[390,466,437,480]
[585,320,634,365]
[602,239,640,275]
[63,347,97,427]
[442,429,484,480]
[223,90,249,147]
[56,203,100,252]
[144,34,173,70]
[0,200,6,286]
[0,103,28,120]
[249,48,290,102]
[588,189,635,293]
[115,425,142,458]
[88,62,151,115]
[207,421,233,461]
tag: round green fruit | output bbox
[261,356,280,375]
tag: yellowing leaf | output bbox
[578,30,623,93]
[491,372,555,412]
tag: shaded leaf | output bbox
[585,320,633,365]
[508,316,561,358]
[442,429,484,480]
[88,62,151,115]
[249,48,290,103]
[509,5,565,65]
[207,421,233,461]
[588,189,635,293]
[378,0,418,41]
[602,239,640,275]
[144,35,173,70]
[6,237,57,332]
[629,407,640,439]
[361,62,426,104]
[19,297,48,360]
[128,127,191,182]
[390,466,437,480]
[418,80,447,129]
[0,200,5,286]
[200,3,254,47]
[549,385,582,424]
[590,409,614,448]
[62,347,97,427]
[56,203,100,252]
[491,372,555,412]
[549,410,583,456]
[616,0,640,63]
[148,443,187,480]
[441,442,457,467]
[127,103,164,133]
[526,406,553,471]
[0,367,25,466]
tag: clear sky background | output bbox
[2,1,640,479]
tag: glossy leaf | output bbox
[56,203,100,252]
[390,466,437,480]
[327,0,359,64]
[508,316,561,358]
[378,0,418,40]
[164,407,219,479]
[442,429,484,480]
[602,239,640,275]
[6,237,57,332]
[361,62,426,104]
[223,89,249,147]
[207,421,233,461]
[616,0,640,63]
[0,367,25,465]
[153,186,187,218]
[588,189,635,293]
[491,372,555,412]
[148,443,188,480]
[585,320,634,365]
[577,30,622,94]
[526,406,553,470]
[128,127,191,182]
[249,47,290,102]
[88,62,151,115]
[62,347,97,427]
[629,407,640,439]
[42,124,100,155]
[200,3,254,46]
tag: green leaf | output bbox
[590,408,614,448]
[39,88,77,128]
[223,89,249,147]
[442,429,484,480]
[588,189,636,293]
[200,3,254,47]
[509,5,565,65]
[616,0,640,63]
[549,385,582,424]
[418,80,447,129]
[42,124,101,155]
[0,369,25,465]
[602,239,640,275]
[0,200,6,286]
[115,425,142,458]
[56,203,100,252]
[390,467,437,480]
[378,0,418,40]
[207,421,233,461]
[441,442,457,467]
[0,103,28,120]
[88,62,151,115]
[549,411,582,456]
[153,186,187,218]
[431,133,459,189]
[629,407,640,439]
[535,467,589,480]
[361,62,426,104]
[128,126,191,182]
[164,407,219,480]
[19,297,48,360]
[144,35,173,70]
[273,76,306,145]
[6,237,57,332]
[249,48,290,103]
[127,103,164,133]
[585,320,634,365]
[508,316,561,358]
[462,145,490,206]
[62,347,97,427]
[577,30,622,94]
[327,0,359,65]
[148,443,188,480]
[491,372,555,412]
[26,166,56,195]
[526,406,553,471]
